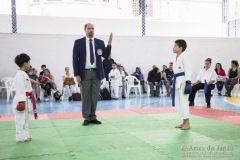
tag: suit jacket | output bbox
[73,37,111,80]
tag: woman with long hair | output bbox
[214,63,226,96]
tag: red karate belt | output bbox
[26,92,37,110]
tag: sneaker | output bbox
[45,97,49,102]
[37,98,41,103]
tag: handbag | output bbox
[72,93,81,101]
[184,82,192,94]
[63,78,76,86]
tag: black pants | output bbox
[140,80,146,93]
[41,83,54,96]
[188,83,215,104]
[216,81,224,92]
[225,79,239,95]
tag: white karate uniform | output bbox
[119,71,126,96]
[109,69,121,98]
[12,70,33,142]
[173,52,192,119]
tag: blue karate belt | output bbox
[204,80,208,94]
[172,72,185,107]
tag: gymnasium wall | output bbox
[0,33,240,89]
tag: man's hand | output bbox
[108,32,113,46]
[75,76,81,86]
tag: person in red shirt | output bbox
[215,63,226,96]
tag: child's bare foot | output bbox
[181,123,190,130]
[23,138,31,142]
[175,124,184,128]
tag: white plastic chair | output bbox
[125,76,141,97]
[231,78,240,97]
[0,77,11,98]
[5,78,16,102]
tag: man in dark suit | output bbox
[73,23,112,126]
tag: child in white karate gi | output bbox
[109,63,121,99]
[13,53,38,142]
[172,40,192,130]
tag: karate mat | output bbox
[0,108,240,160]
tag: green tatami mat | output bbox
[0,113,239,160]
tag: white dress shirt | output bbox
[85,36,96,69]
[196,68,217,84]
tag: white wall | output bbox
[0,33,240,89]
[0,15,224,37]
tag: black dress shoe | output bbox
[82,120,90,126]
[90,119,102,124]
[189,102,194,106]
[207,103,211,108]
[122,95,126,99]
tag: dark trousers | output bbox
[225,79,239,95]
[81,70,101,121]
[140,80,146,93]
[188,83,215,104]
[216,81,224,92]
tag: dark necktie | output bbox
[89,39,94,65]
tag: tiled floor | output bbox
[0,91,239,116]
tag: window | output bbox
[132,0,153,17]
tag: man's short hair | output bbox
[41,64,46,68]
[169,62,173,65]
[84,23,94,30]
[175,39,187,52]
[205,58,212,64]
[14,53,30,68]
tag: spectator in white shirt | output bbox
[188,58,217,108]
[62,67,76,101]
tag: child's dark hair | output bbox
[175,39,187,52]
[14,53,30,67]
[231,60,239,67]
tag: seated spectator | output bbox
[109,62,121,100]
[39,68,57,101]
[119,65,127,98]
[147,67,162,97]
[160,65,167,94]
[39,64,46,76]
[28,68,41,102]
[103,53,114,81]
[215,63,226,96]
[189,58,217,108]
[122,66,128,76]
[163,62,174,96]
[224,60,240,97]
[132,67,147,93]
[62,67,76,101]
